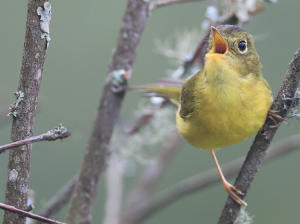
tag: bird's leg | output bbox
[210,150,247,206]
[268,110,287,125]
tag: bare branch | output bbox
[218,47,300,223]
[123,132,300,223]
[103,155,124,224]
[0,203,65,224]
[66,1,151,223]
[4,1,51,224]
[0,124,71,154]
[152,0,204,9]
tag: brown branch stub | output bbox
[0,124,71,154]
[25,204,34,212]
[218,47,300,223]
[0,203,64,224]
[42,124,71,141]
[152,0,203,9]
[66,1,151,223]
[4,1,51,224]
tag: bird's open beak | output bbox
[206,26,228,58]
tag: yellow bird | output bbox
[131,25,278,206]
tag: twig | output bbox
[218,47,300,223]
[31,176,77,224]
[4,2,51,224]
[66,1,151,223]
[121,131,182,224]
[152,0,204,9]
[103,155,124,224]
[0,203,65,224]
[0,124,71,154]
[123,131,300,223]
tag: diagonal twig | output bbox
[0,203,65,224]
[218,47,300,223]
[0,124,71,154]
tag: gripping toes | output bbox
[224,183,247,206]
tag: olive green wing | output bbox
[179,73,199,119]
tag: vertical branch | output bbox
[3,1,50,224]
[66,1,151,223]
[103,155,124,224]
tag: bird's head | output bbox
[206,25,262,77]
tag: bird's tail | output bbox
[129,78,183,106]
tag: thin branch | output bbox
[103,155,124,224]
[123,131,300,223]
[121,131,182,224]
[66,1,151,223]
[0,203,65,224]
[31,176,77,224]
[0,124,71,154]
[218,47,300,223]
[152,0,204,9]
[4,2,51,224]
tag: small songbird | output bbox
[130,25,278,206]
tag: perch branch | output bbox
[218,47,300,223]
[66,1,152,223]
[4,1,51,224]
[0,203,65,224]
[123,131,300,223]
[0,124,70,154]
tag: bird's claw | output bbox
[268,110,287,126]
[224,182,247,206]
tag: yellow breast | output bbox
[176,57,272,150]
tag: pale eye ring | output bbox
[238,41,246,52]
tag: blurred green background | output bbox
[0,1,300,223]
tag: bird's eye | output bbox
[238,41,246,52]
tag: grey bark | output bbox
[3,1,50,224]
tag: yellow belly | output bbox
[176,69,272,150]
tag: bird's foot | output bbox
[268,110,287,126]
[223,181,247,206]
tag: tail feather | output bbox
[129,78,183,106]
